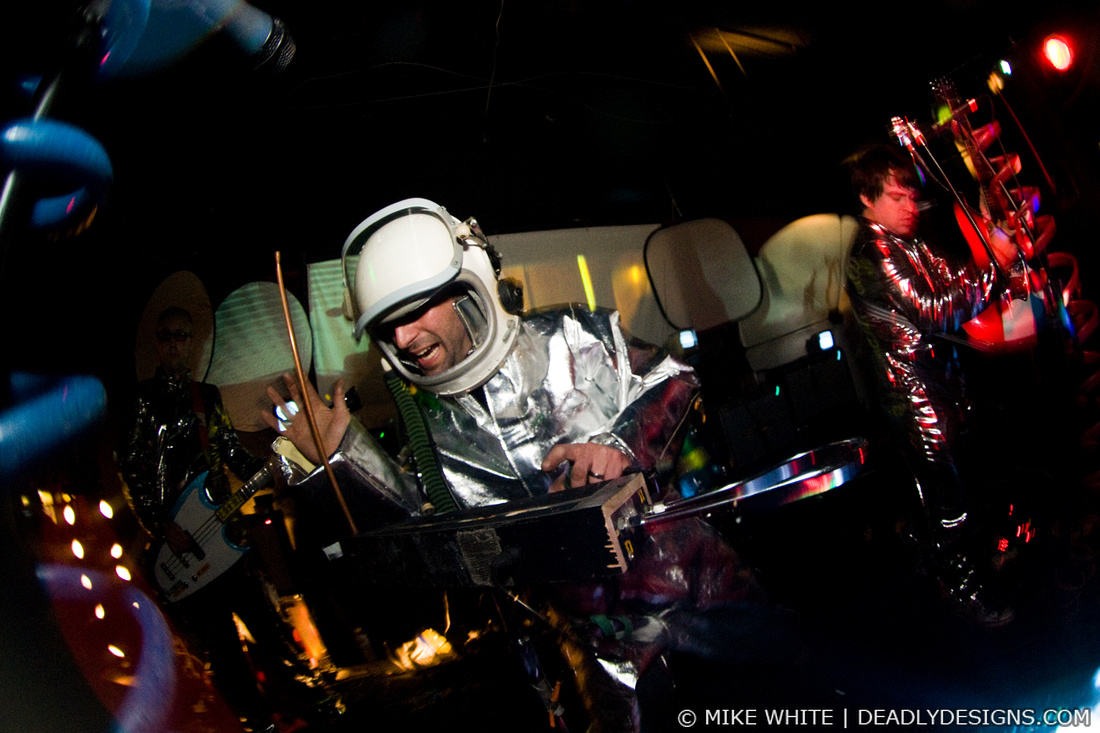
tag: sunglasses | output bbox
[156,329,192,343]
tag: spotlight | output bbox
[1042,34,1074,72]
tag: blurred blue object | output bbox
[37,564,177,733]
[0,373,107,479]
[0,118,113,230]
[100,0,293,78]
[94,0,152,80]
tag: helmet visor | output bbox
[370,282,489,376]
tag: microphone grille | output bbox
[253,17,297,74]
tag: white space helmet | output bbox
[341,198,521,396]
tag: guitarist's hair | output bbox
[848,142,921,205]
[157,306,193,328]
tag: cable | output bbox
[382,364,458,514]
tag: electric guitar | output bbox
[953,199,1051,351]
[151,458,277,602]
[931,78,1055,353]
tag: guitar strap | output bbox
[188,378,214,469]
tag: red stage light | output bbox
[1043,35,1074,71]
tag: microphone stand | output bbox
[890,116,1020,294]
[0,5,106,408]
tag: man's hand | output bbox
[262,374,352,466]
[985,225,1032,300]
[163,521,193,555]
[541,442,632,491]
[988,225,1019,272]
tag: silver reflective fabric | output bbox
[845,219,999,465]
[324,306,699,513]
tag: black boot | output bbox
[939,551,1015,628]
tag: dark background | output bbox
[4,4,1100,728]
[2,0,1100,392]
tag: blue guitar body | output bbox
[151,462,274,602]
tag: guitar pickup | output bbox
[159,562,177,581]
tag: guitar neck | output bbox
[938,83,1012,224]
[214,461,276,522]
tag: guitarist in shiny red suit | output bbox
[845,143,1024,628]
[119,306,304,733]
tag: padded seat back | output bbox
[644,218,761,332]
[739,213,860,370]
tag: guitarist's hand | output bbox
[263,374,352,466]
[957,203,1031,303]
[164,521,193,555]
[988,231,1030,301]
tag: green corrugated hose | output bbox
[382,365,458,514]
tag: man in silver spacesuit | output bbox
[845,143,1023,626]
[270,197,697,508]
[264,198,788,731]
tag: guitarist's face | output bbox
[861,173,920,239]
[156,314,194,377]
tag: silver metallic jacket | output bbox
[120,369,265,534]
[292,306,699,521]
[285,306,750,724]
[845,219,1000,466]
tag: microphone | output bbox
[98,0,296,79]
[216,1,297,74]
[930,97,978,132]
[890,116,925,153]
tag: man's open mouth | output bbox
[411,343,442,372]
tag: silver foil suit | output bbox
[120,368,266,534]
[281,306,786,732]
[287,306,700,516]
[845,218,1005,531]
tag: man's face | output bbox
[388,296,473,376]
[155,315,193,377]
[861,172,920,239]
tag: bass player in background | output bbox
[119,306,308,733]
